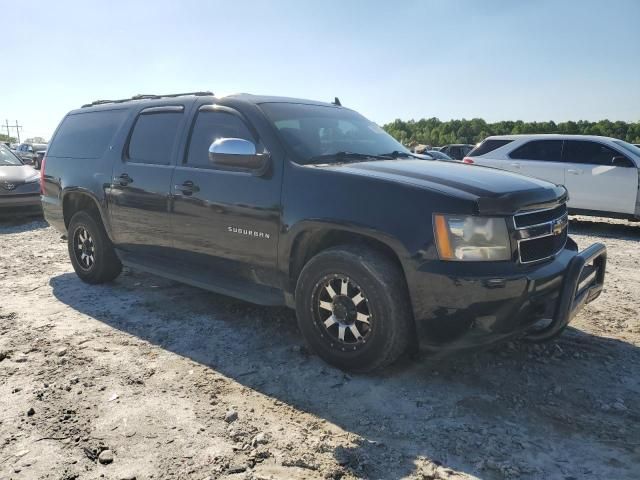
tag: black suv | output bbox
[41,92,607,371]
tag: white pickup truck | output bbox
[464,134,640,220]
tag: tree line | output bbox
[382,118,640,147]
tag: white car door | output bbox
[563,140,637,215]
[506,139,566,185]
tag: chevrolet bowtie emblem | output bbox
[552,216,567,235]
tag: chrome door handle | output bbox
[174,180,200,195]
[509,162,521,168]
[113,173,133,186]
[567,169,582,175]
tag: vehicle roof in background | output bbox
[482,134,624,142]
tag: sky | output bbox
[1,0,639,141]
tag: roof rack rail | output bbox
[81,91,214,108]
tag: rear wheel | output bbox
[67,211,122,284]
[295,246,412,372]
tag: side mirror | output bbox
[208,138,270,175]
[612,155,631,167]
[27,146,33,153]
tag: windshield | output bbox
[613,140,640,158]
[0,145,23,166]
[260,103,409,164]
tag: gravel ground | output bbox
[0,216,639,480]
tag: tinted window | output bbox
[186,111,254,167]
[127,112,182,165]
[509,140,563,161]
[565,140,627,166]
[48,110,127,159]
[468,140,513,157]
[612,140,640,159]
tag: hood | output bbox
[0,165,40,184]
[322,159,567,215]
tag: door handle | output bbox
[567,169,583,175]
[174,180,200,195]
[509,162,521,168]
[113,173,133,186]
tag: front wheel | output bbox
[67,211,122,284]
[295,246,412,372]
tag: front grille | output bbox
[514,203,567,228]
[520,228,568,263]
[514,204,568,264]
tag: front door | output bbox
[563,140,637,214]
[107,106,186,259]
[169,105,281,289]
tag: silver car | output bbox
[0,145,42,216]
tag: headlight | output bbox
[434,214,511,261]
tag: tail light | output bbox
[462,157,474,164]
[39,154,47,194]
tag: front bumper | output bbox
[409,238,607,351]
[0,194,43,215]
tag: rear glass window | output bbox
[468,139,513,157]
[48,110,127,158]
[127,112,183,165]
[509,140,563,161]
[186,111,254,168]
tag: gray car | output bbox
[15,142,48,167]
[0,145,42,216]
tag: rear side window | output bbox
[468,139,513,157]
[186,110,254,168]
[565,140,627,166]
[48,110,127,159]
[127,112,183,165]
[509,140,563,162]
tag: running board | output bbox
[119,254,286,307]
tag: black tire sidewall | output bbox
[295,248,409,371]
[67,211,121,284]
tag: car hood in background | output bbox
[321,159,567,215]
[0,165,40,184]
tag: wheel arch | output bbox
[62,188,112,239]
[286,222,409,294]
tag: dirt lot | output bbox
[0,217,639,480]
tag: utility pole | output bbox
[4,119,23,143]
[14,120,22,143]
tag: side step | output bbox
[119,254,286,307]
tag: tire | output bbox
[34,159,40,170]
[67,211,122,284]
[295,245,412,372]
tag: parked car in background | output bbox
[15,142,48,166]
[34,150,46,169]
[426,150,453,160]
[439,143,474,160]
[464,134,640,221]
[0,144,42,216]
[41,92,606,371]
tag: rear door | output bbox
[169,104,282,290]
[107,105,186,259]
[507,139,565,185]
[563,140,637,214]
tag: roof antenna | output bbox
[332,97,342,106]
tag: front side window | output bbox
[260,102,408,164]
[509,140,563,162]
[565,140,628,166]
[186,110,254,168]
[127,112,182,165]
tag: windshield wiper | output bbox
[378,150,423,159]
[306,151,393,165]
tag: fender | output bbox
[61,186,115,241]
[279,218,412,280]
